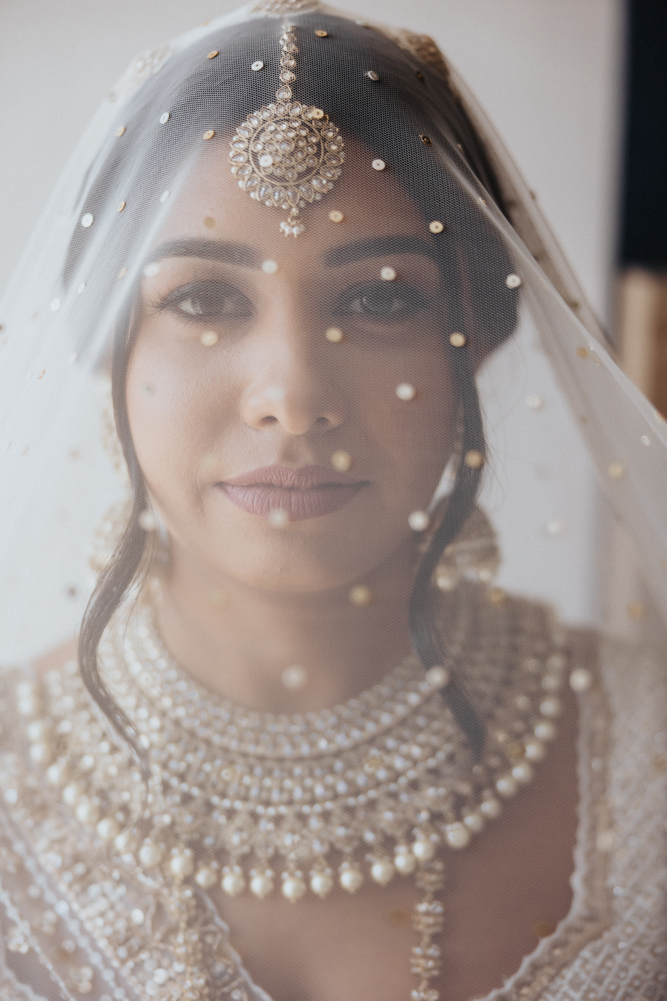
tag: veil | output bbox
[0,3,665,1000]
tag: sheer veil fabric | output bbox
[0,3,665,1000]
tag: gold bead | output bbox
[349,584,372,607]
[207,50,219,59]
[627,601,645,619]
[203,216,216,229]
[314,29,328,37]
[118,267,128,280]
[419,134,432,146]
[200,330,219,347]
[117,201,126,213]
[203,129,215,141]
[449,332,466,347]
[331,450,352,471]
[325,327,343,342]
[607,461,625,479]
[464,449,484,469]
[429,220,444,233]
[576,346,589,359]
[115,126,126,137]
[328,210,344,223]
[311,108,325,120]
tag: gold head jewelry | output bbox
[229,23,345,236]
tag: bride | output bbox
[0,4,665,1001]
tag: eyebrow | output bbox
[325,235,438,267]
[149,238,260,268]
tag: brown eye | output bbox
[178,296,204,316]
[337,281,429,322]
[157,281,254,323]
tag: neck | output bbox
[154,543,419,714]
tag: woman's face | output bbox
[126,145,456,594]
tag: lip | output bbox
[218,465,369,521]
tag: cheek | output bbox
[125,339,228,490]
[350,342,455,488]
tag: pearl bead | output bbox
[46,762,65,786]
[424,665,449,688]
[261,259,279,274]
[221,866,246,896]
[139,841,163,867]
[479,797,502,819]
[370,858,395,885]
[449,332,466,348]
[281,873,306,902]
[394,845,416,875]
[511,761,533,784]
[349,584,372,607]
[268,508,290,528]
[169,849,194,879]
[281,665,307,690]
[96,818,119,842]
[325,326,343,342]
[506,273,522,288]
[496,774,518,798]
[380,266,397,281]
[310,868,334,898]
[195,866,218,889]
[395,382,416,401]
[75,799,98,825]
[524,739,546,762]
[29,741,52,765]
[408,510,430,532]
[62,783,80,806]
[462,811,485,834]
[569,668,592,692]
[200,331,218,347]
[539,697,562,718]
[444,822,471,849]
[250,869,274,898]
[534,720,557,741]
[339,863,364,893]
[371,159,386,171]
[412,837,437,861]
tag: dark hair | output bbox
[71,13,519,762]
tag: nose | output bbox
[240,326,346,436]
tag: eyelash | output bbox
[152,279,431,330]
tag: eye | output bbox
[336,281,430,322]
[154,281,254,323]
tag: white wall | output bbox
[0,0,623,318]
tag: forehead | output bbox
[153,139,435,263]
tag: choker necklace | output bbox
[38,589,569,1001]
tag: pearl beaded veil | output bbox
[0,4,666,1000]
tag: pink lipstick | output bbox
[218,465,368,521]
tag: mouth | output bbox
[217,465,369,521]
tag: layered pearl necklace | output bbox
[41,587,568,1001]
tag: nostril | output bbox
[260,415,279,425]
[315,416,330,426]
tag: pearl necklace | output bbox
[40,587,568,1001]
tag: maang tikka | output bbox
[229,23,345,236]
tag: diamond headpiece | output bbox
[229,24,345,237]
